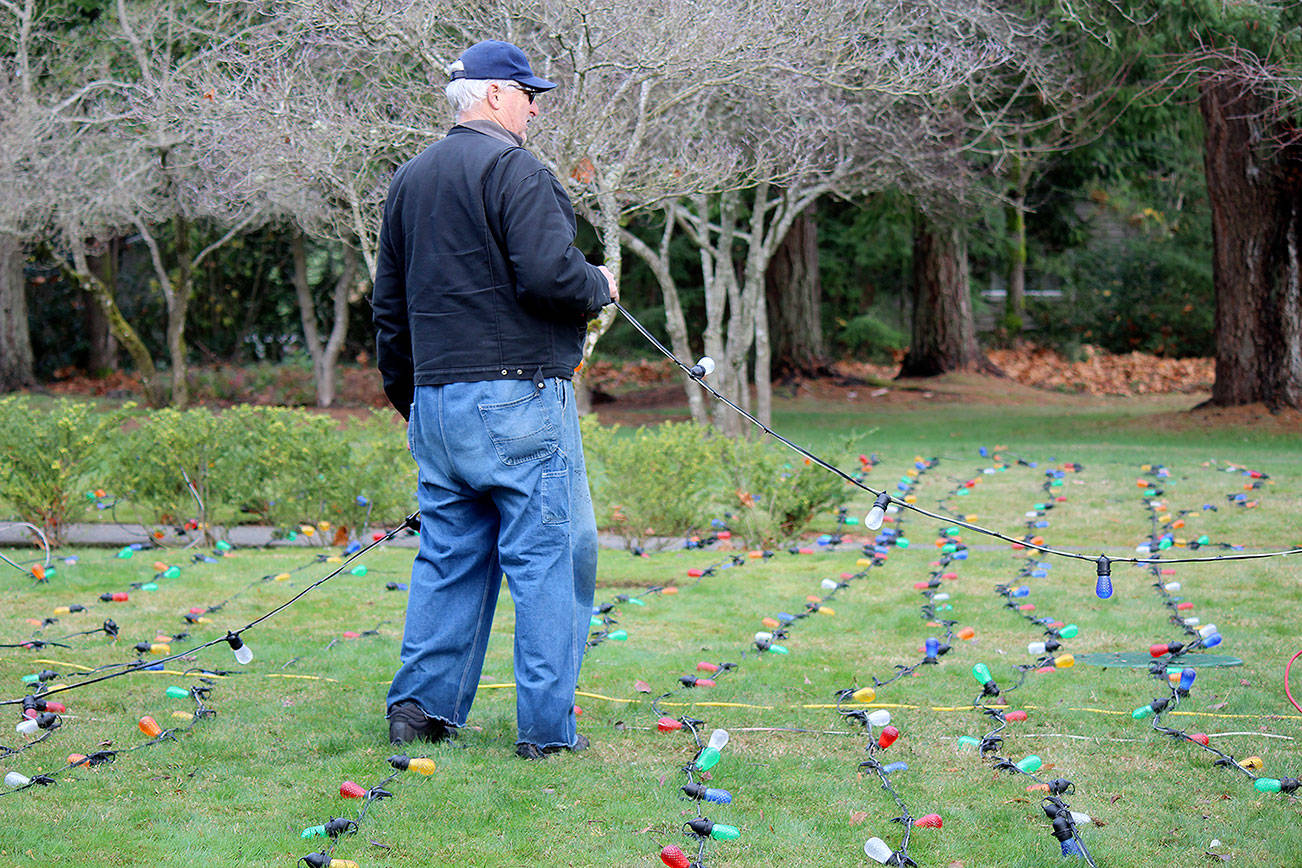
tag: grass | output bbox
[1,393,1301,867]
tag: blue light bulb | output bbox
[924,637,939,658]
[703,787,732,804]
[1095,555,1112,599]
[1202,632,1222,648]
[1178,668,1196,693]
[1012,586,1030,598]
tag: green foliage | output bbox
[835,311,908,364]
[0,397,130,544]
[581,418,719,548]
[1034,228,1213,358]
[313,410,415,533]
[715,437,852,548]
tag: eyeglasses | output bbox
[509,85,538,103]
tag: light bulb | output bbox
[15,719,38,736]
[657,717,682,732]
[882,761,908,773]
[1202,632,1222,648]
[924,637,939,661]
[707,729,729,751]
[1095,555,1112,599]
[693,746,721,771]
[1197,624,1218,638]
[138,716,162,738]
[755,631,773,643]
[1054,654,1075,669]
[863,837,894,864]
[682,782,733,803]
[388,754,436,775]
[4,772,30,788]
[1028,641,1047,655]
[867,710,891,727]
[1015,755,1042,773]
[915,813,942,828]
[339,780,366,798]
[877,725,899,749]
[1057,624,1079,639]
[1177,668,1196,694]
[697,661,720,673]
[864,492,891,530]
[227,632,253,665]
[821,578,838,591]
[689,356,715,378]
[972,663,993,685]
[660,845,690,868]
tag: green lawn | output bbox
[1,394,1299,867]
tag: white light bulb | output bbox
[4,771,30,788]
[1027,641,1047,655]
[1164,582,1181,592]
[1070,811,1092,825]
[867,710,891,727]
[227,633,253,665]
[821,578,838,591]
[15,719,37,736]
[933,593,950,601]
[865,492,891,530]
[708,729,729,750]
[864,837,893,864]
[1198,624,1218,638]
[754,631,772,643]
[1182,617,1200,626]
[690,356,715,377]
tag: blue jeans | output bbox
[386,378,598,749]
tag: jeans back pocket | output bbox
[478,389,559,466]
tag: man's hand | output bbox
[597,265,618,303]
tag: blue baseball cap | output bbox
[448,40,556,91]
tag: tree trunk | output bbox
[1200,75,1302,410]
[1004,166,1028,333]
[168,216,192,408]
[293,231,357,408]
[765,204,826,377]
[574,192,622,415]
[0,232,35,391]
[898,213,998,378]
[84,237,120,373]
[64,236,165,406]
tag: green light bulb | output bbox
[1058,624,1079,639]
[694,746,721,771]
[1015,755,1042,773]
[972,663,992,685]
[710,823,740,841]
[1255,778,1282,793]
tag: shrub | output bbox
[581,418,719,549]
[313,410,416,537]
[715,437,852,548]
[836,312,907,364]
[0,397,131,546]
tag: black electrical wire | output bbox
[0,513,418,708]
[614,302,1302,568]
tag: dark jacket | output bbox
[372,124,610,417]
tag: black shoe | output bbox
[388,702,453,746]
[516,733,589,760]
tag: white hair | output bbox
[445,78,518,119]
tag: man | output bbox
[372,39,616,760]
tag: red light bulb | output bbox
[878,726,899,749]
[915,813,943,828]
[1190,733,1210,746]
[339,781,366,798]
[697,662,720,673]
[660,845,690,868]
[657,717,683,732]
[1005,710,1028,722]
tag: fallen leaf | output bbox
[850,811,869,826]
